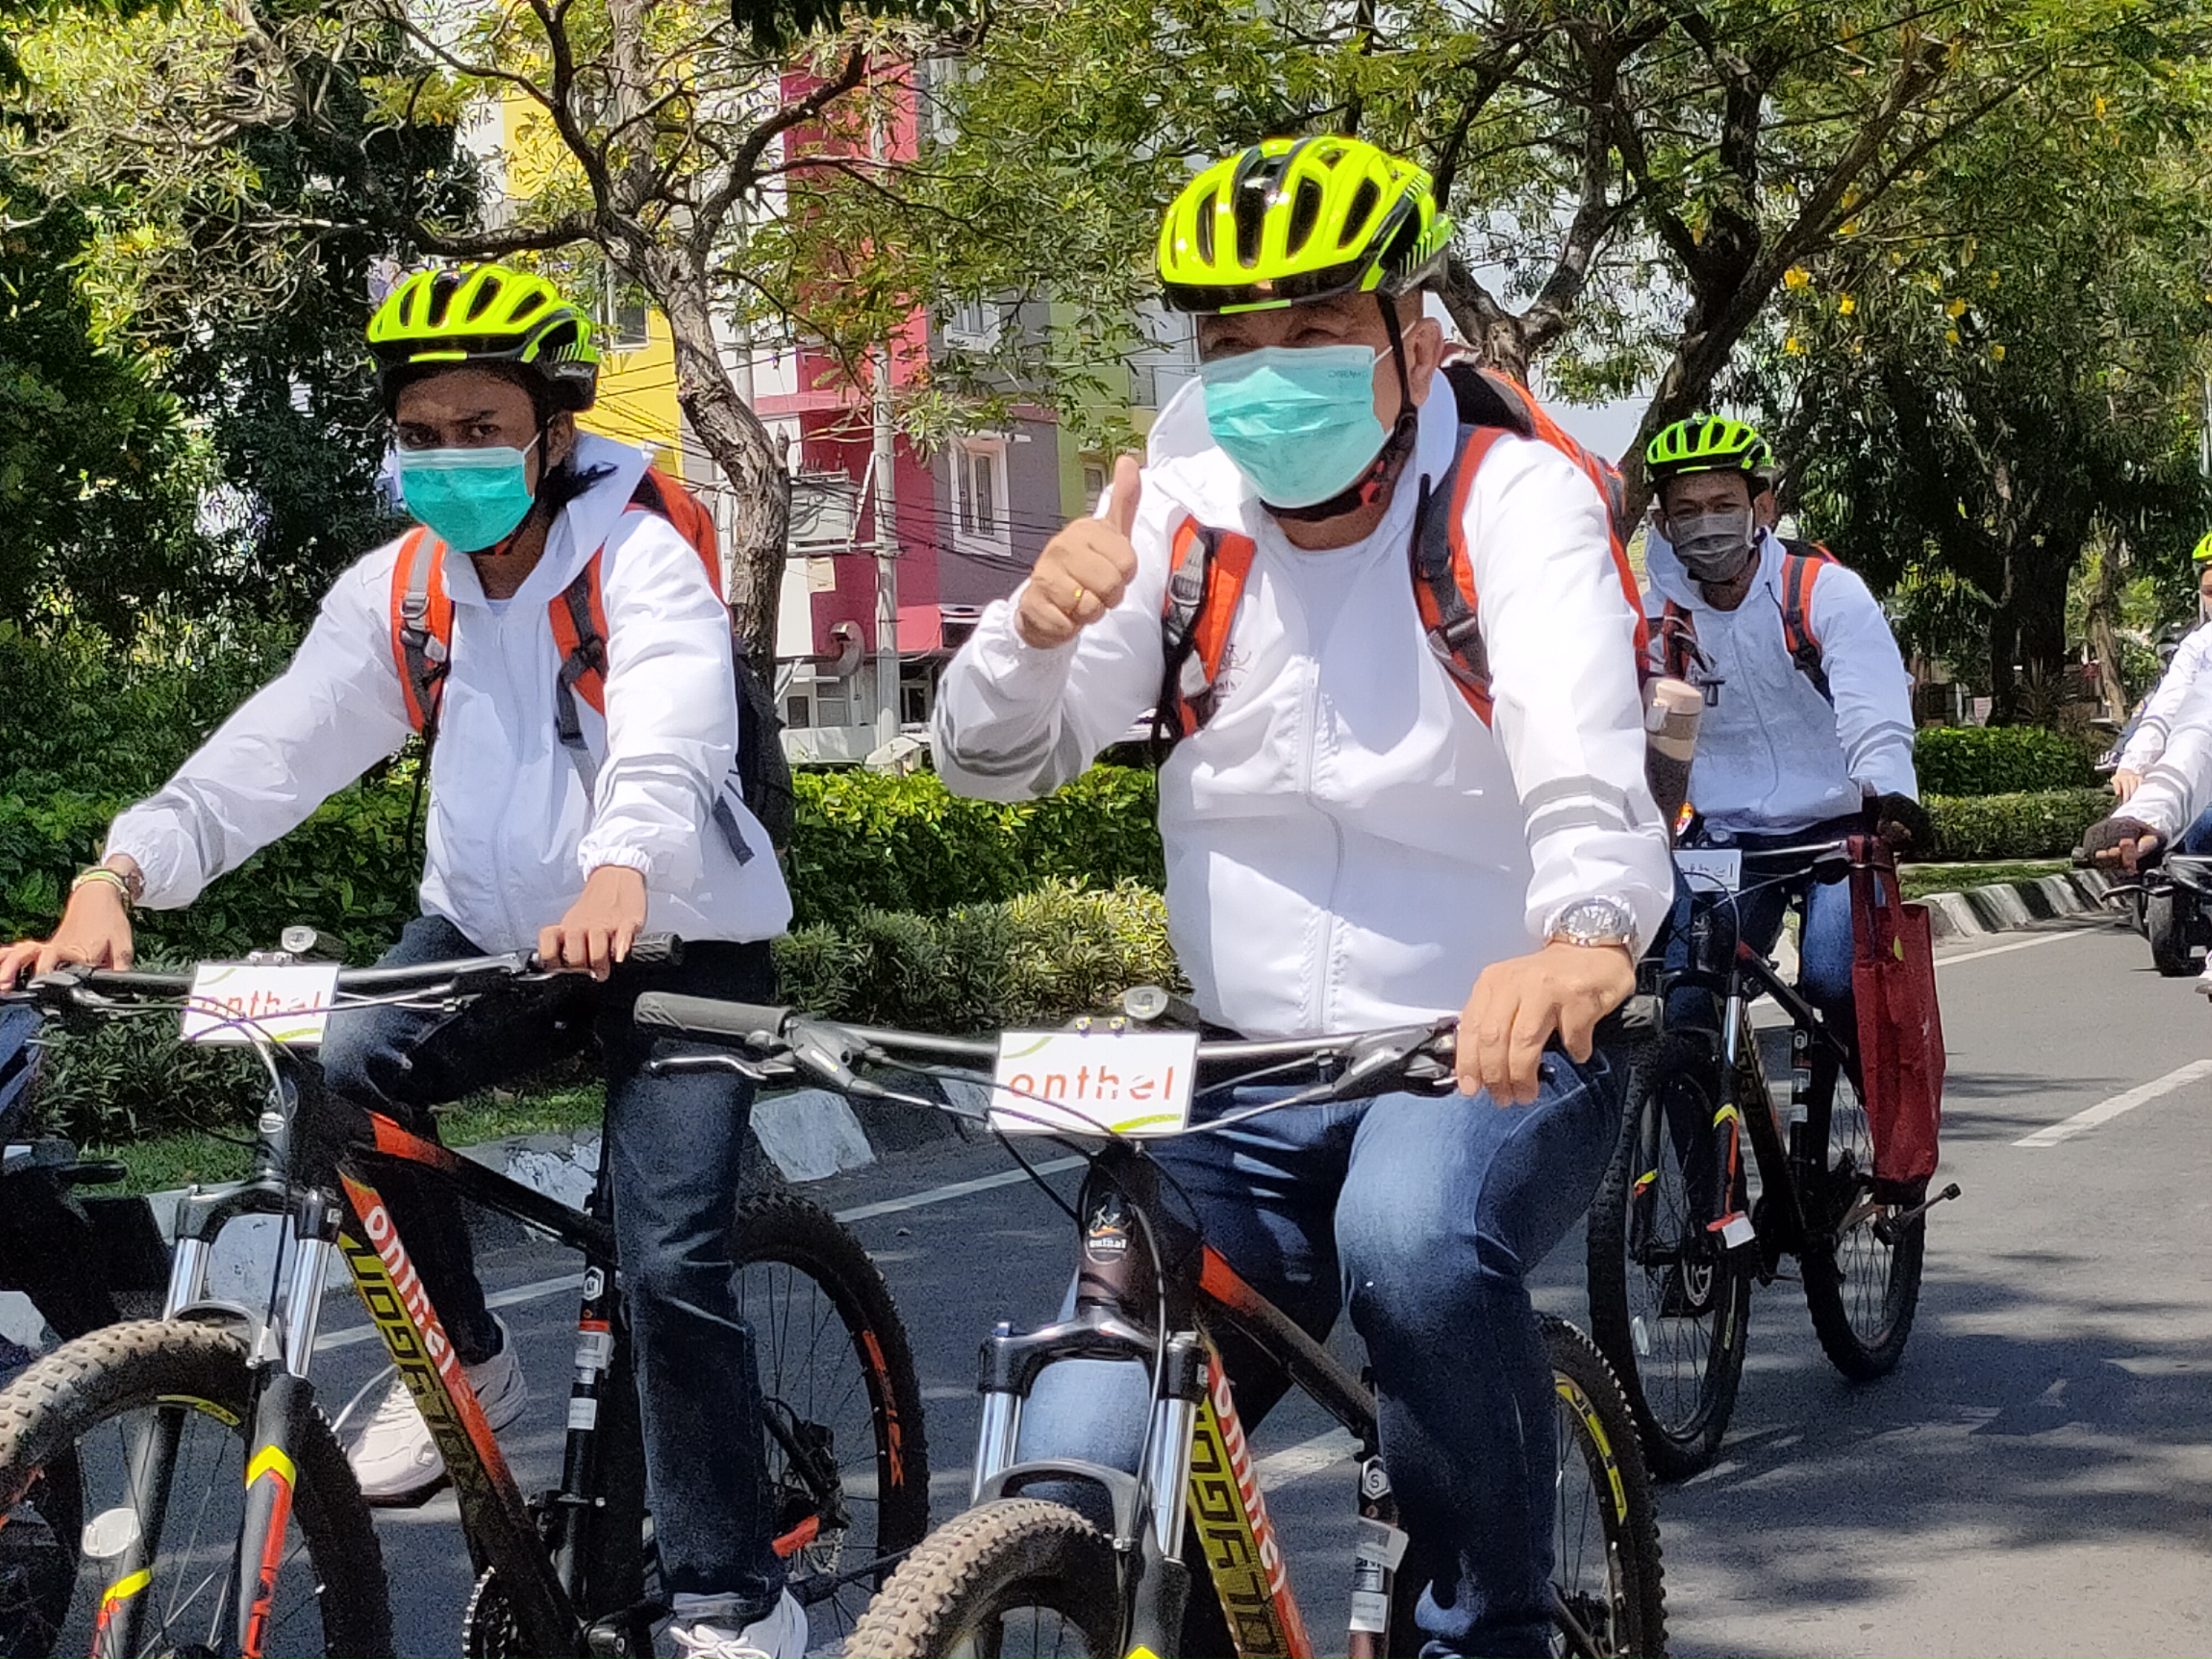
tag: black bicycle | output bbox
[633,988,1667,1659]
[1585,834,1959,1480]
[0,936,927,1657]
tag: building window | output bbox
[942,298,1003,351]
[784,694,811,731]
[953,440,1010,554]
[1081,461,1107,513]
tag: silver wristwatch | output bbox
[1545,896,1637,951]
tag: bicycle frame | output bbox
[101,1049,641,1659]
[1666,876,1861,1271]
[965,1143,1403,1659]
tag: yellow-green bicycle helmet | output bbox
[1157,137,1453,314]
[1646,416,1773,485]
[368,264,601,413]
[2192,529,2212,565]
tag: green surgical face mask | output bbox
[1197,345,1387,509]
[396,436,541,552]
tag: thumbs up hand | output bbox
[1015,454,1143,650]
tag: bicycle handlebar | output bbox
[14,932,686,1010]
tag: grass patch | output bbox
[1899,860,2068,901]
[89,1082,607,1194]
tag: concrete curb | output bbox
[1917,868,2116,941]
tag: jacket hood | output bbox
[542,432,653,590]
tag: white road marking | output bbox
[2012,1059,2212,1147]
[1255,1427,1357,1489]
[313,1156,1087,1350]
[831,1157,1086,1223]
[1938,931,2083,969]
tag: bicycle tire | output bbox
[732,1193,930,1643]
[1585,1033,1752,1480]
[0,1319,389,1657]
[2147,888,2197,975]
[1801,1072,1927,1381]
[844,1497,1121,1658]
[1543,1316,1667,1658]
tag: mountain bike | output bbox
[632,988,1668,1658]
[0,936,927,1657]
[1585,834,1960,1480]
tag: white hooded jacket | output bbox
[932,380,1673,1041]
[1644,527,1918,834]
[2116,623,2212,774]
[107,434,792,951]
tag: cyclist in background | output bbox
[2109,535,2212,854]
[0,266,804,1658]
[1642,416,1926,1036]
[934,136,1673,1658]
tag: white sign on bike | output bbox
[181,963,341,1046]
[990,1030,1199,1137]
[1674,848,1743,893]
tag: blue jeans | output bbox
[319,915,784,1616]
[2178,805,2212,855]
[1011,1056,1621,1658]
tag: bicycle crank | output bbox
[1874,1182,1961,1245]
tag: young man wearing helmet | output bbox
[934,137,1673,1658]
[2108,534,2212,846]
[0,266,806,1657]
[1642,417,1923,1035]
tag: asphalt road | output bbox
[317,910,2212,1658]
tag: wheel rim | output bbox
[33,1398,333,1657]
[1551,1375,1630,1657]
[1824,1074,1907,1346]
[1620,1073,1737,1442]
[945,1593,1107,1658]
[735,1255,897,1647]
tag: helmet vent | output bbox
[1286,177,1323,257]
[1232,173,1271,268]
[1345,180,1380,250]
[465,277,500,322]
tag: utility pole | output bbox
[868,91,902,750]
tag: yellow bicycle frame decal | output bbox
[241,1445,296,1658]
[1185,1351,1313,1659]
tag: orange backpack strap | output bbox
[1777,546,1832,702]
[1155,516,1260,745]
[629,463,724,599]
[1657,599,1705,684]
[548,551,613,799]
[1412,426,1507,726]
[389,527,452,735]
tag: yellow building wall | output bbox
[495,98,686,478]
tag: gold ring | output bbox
[1070,583,1088,610]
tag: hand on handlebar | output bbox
[0,881,137,990]
[540,865,648,980]
[1458,941,1635,1106]
[2080,815,2165,873]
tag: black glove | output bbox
[1871,792,1933,853]
[2079,815,2164,870]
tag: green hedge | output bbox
[1924,789,2112,862]
[786,768,1162,926]
[34,878,1181,1147]
[1914,727,2099,796]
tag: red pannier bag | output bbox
[1848,834,1945,1203]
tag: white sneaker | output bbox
[668,1591,806,1659]
[345,1317,528,1506]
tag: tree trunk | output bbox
[2084,538,2128,723]
[658,279,789,666]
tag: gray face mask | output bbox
[1671,509,1756,585]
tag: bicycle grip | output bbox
[625,932,685,968]
[633,992,792,1048]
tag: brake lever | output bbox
[649,1052,791,1084]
